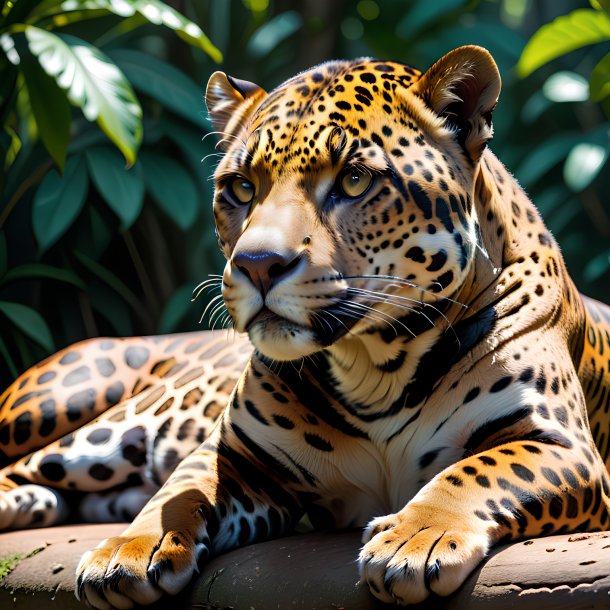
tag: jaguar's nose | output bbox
[232,250,302,296]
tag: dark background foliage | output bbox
[0,0,609,388]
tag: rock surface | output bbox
[1,525,609,609]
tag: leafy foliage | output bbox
[1,0,609,388]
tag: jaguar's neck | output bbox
[319,150,524,415]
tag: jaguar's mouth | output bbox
[244,303,359,361]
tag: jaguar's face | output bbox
[206,48,501,361]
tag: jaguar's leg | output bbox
[0,481,68,530]
[359,439,610,605]
[79,484,158,523]
[0,332,216,465]
[75,421,304,609]
[0,365,232,530]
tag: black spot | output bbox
[59,351,80,365]
[87,428,112,445]
[63,365,91,387]
[121,426,147,466]
[511,463,535,482]
[522,497,543,520]
[272,414,295,429]
[245,399,268,425]
[479,455,496,466]
[13,412,32,445]
[89,463,114,481]
[561,467,579,489]
[105,381,124,405]
[360,72,376,83]
[490,376,513,393]
[38,399,56,437]
[125,346,150,369]
[37,371,57,384]
[39,455,66,481]
[427,250,447,272]
[304,433,333,452]
[405,246,425,263]
[464,387,480,403]
[476,475,490,488]
[566,494,578,519]
[549,496,563,519]
[95,358,116,377]
[576,462,590,482]
[408,181,432,219]
[419,450,439,469]
[66,389,96,421]
[446,475,462,486]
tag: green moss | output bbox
[0,554,23,584]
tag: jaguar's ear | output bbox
[412,46,501,162]
[205,72,267,148]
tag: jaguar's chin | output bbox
[246,306,352,361]
[247,314,321,361]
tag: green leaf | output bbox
[1,264,86,290]
[584,248,610,282]
[563,141,609,191]
[74,204,113,259]
[108,49,206,127]
[20,54,70,171]
[32,154,88,251]
[517,9,610,77]
[74,250,143,314]
[246,11,303,58]
[86,147,144,228]
[590,51,610,101]
[16,26,142,165]
[0,301,54,352]
[396,0,468,39]
[0,336,19,379]
[590,0,610,15]
[40,0,222,62]
[158,284,195,334]
[542,71,589,102]
[515,133,583,187]
[140,151,198,230]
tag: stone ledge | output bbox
[1,525,609,609]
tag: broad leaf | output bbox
[140,151,198,230]
[584,248,610,282]
[1,264,86,290]
[74,251,143,313]
[515,132,582,186]
[86,147,144,228]
[108,49,206,127]
[20,55,70,170]
[517,9,610,77]
[39,0,222,62]
[32,154,88,251]
[0,301,54,352]
[0,336,18,379]
[246,11,303,58]
[158,284,196,333]
[19,26,142,164]
[396,0,468,39]
[564,141,609,191]
[590,51,610,101]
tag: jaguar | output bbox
[1,45,609,608]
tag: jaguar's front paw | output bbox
[358,508,489,605]
[76,530,210,609]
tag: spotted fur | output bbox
[1,46,610,607]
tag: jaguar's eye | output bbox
[229,178,255,204]
[339,167,373,199]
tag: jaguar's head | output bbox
[205,46,501,361]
